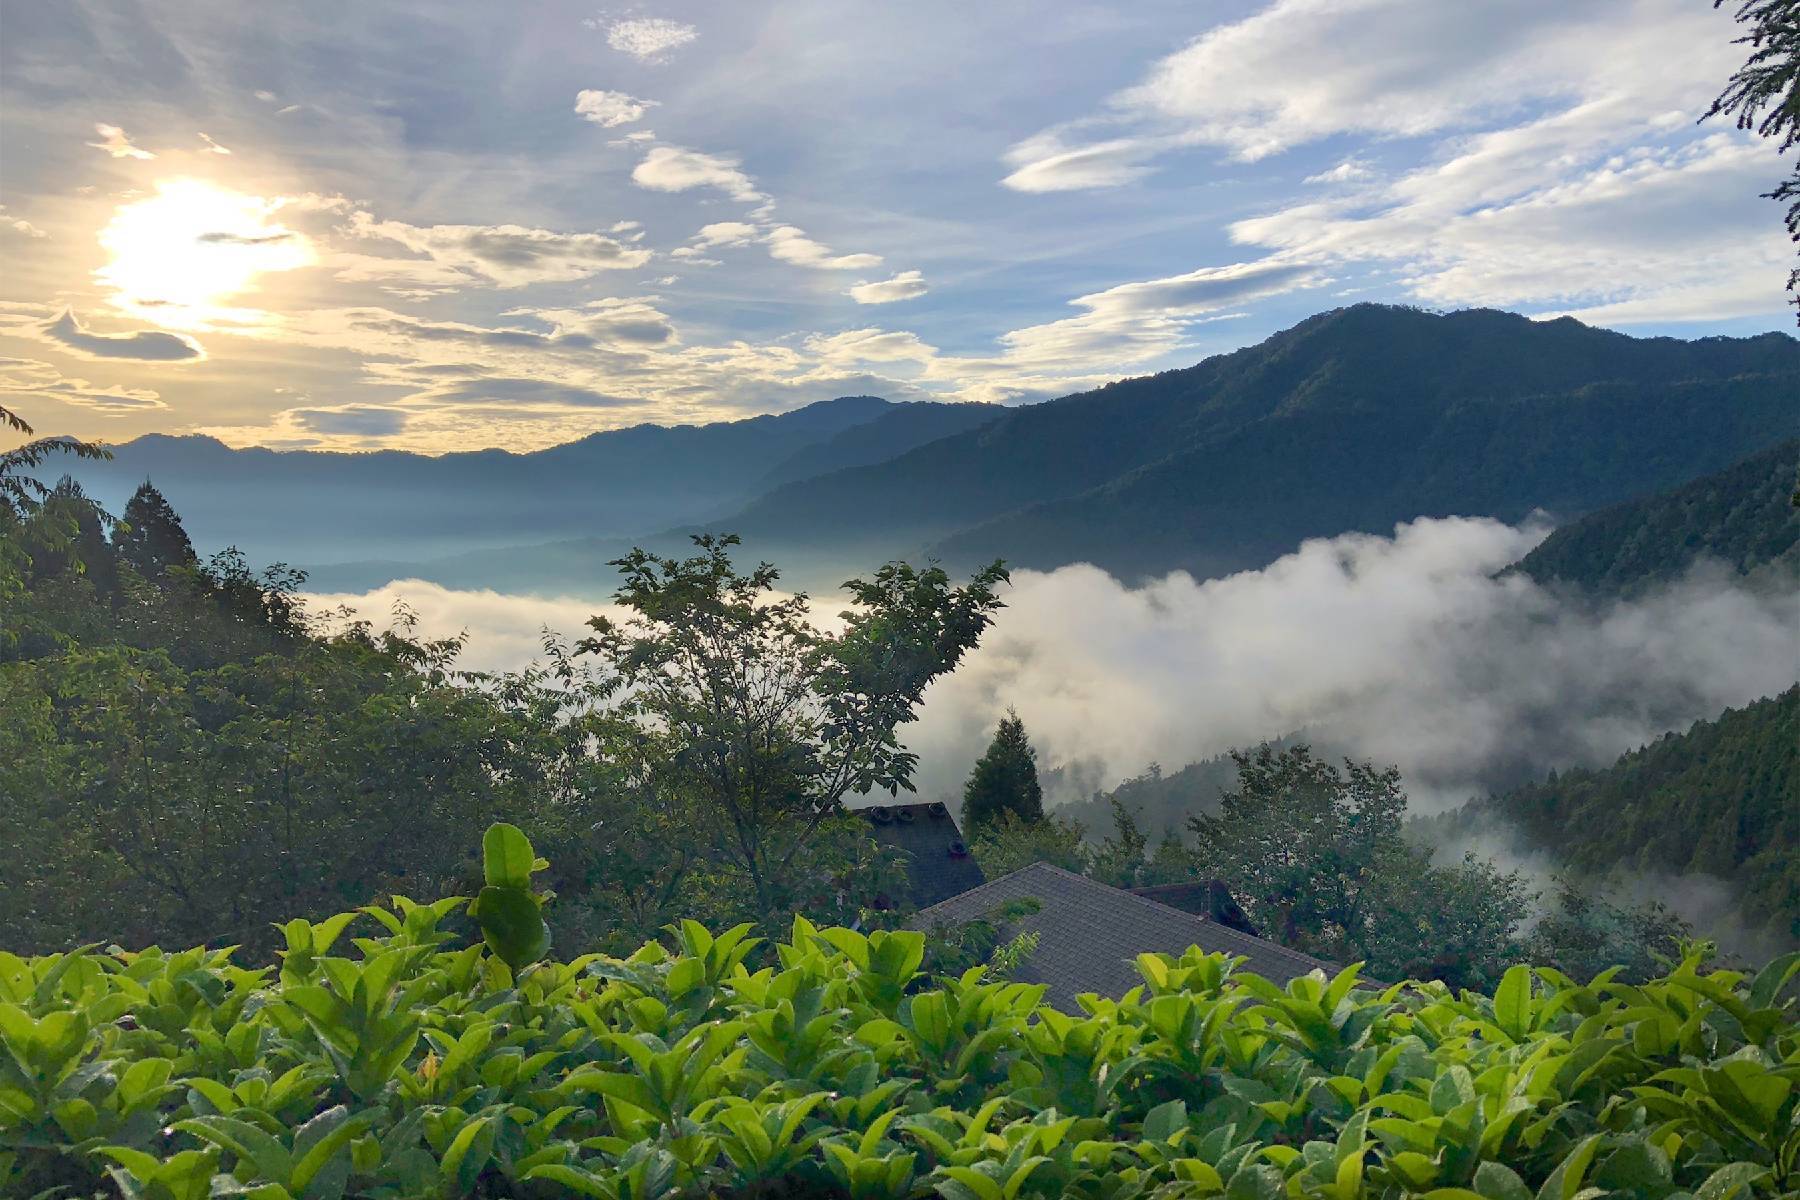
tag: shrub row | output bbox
[2,827,1796,1199]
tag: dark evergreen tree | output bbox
[962,709,1044,829]
[1706,0,1800,314]
[31,477,117,597]
[114,480,196,581]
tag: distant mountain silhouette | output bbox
[62,396,999,566]
[76,304,1799,593]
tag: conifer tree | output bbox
[962,709,1044,830]
[114,480,196,580]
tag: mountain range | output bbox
[65,395,999,567]
[63,303,1800,592]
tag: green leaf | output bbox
[1472,1160,1533,1200]
[482,823,536,890]
[1693,1162,1771,1200]
[472,886,549,972]
[1493,965,1531,1037]
[1143,1098,1187,1144]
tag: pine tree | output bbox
[962,709,1044,830]
[114,480,196,581]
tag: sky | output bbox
[0,0,1792,454]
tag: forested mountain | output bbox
[1507,439,1800,597]
[62,396,997,566]
[714,305,1798,582]
[1451,687,1799,941]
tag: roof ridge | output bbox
[922,861,1331,975]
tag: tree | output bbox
[1706,0,1800,316]
[962,709,1044,830]
[0,402,109,518]
[1188,744,1532,987]
[577,534,1008,926]
[970,810,1087,879]
[1526,876,1696,984]
[1190,745,1407,952]
[114,480,197,580]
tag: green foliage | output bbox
[470,824,552,973]
[963,710,1045,831]
[1459,687,1800,941]
[1184,746,1532,989]
[1509,440,1800,597]
[575,534,1008,925]
[1705,0,1799,308]
[114,480,198,581]
[1,836,1796,1200]
[970,811,1088,879]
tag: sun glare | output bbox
[95,178,315,329]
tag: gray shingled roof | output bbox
[912,862,1333,1010]
[861,801,986,910]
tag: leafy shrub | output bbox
[2,825,1796,1199]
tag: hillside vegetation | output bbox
[4,824,1798,1200]
[1509,440,1800,597]
[1457,688,1800,940]
[719,305,1800,582]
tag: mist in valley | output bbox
[307,512,1798,825]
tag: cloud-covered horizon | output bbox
[0,0,1789,453]
[297,517,1800,820]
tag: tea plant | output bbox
[1,824,1795,1199]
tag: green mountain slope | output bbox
[931,375,1799,580]
[1466,688,1800,941]
[714,305,1800,581]
[1507,439,1800,597]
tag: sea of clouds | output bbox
[304,514,1799,815]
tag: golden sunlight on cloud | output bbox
[95,179,316,330]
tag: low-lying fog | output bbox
[304,515,1800,817]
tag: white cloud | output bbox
[300,581,622,676]
[848,270,929,304]
[689,221,759,249]
[85,123,155,160]
[997,0,1783,321]
[805,327,936,365]
[903,517,1800,814]
[600,17,697,62]
[765,225,882,270]
[1016,0,1740,172]
[0,356,166,412]
[574,89,657,128]
[0,206,45,238]
[991,258,1319,369]
[345,212,653,287]
[1001,133,1167,193]
[631,145,762,201]
[1305,158,1372,184]
[1232,134,1788,319]
[198,132,232,155]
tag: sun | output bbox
[95,178,316,329]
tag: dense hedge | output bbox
[3,832,1797,1200]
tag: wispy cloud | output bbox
[85,123,155,160]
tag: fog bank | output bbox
[303,516,1799,816]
